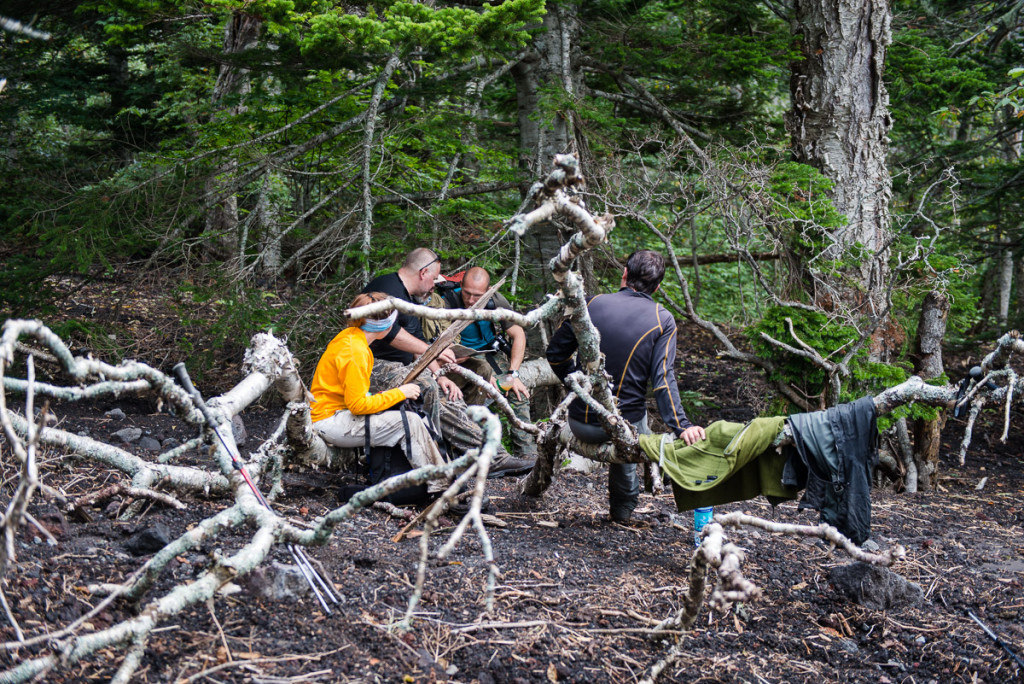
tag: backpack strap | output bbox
[398,401,413,462]
[364,414,373,479]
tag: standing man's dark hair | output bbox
[624,250,666,295]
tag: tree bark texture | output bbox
[911,291,949,490]
[511,3,583,300]
[204,11,262,264]
[998,243,1013,327]
[910,291,950,491]
[786,0,893,341]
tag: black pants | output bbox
[568,415,650,521]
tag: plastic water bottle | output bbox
[693,506,714,547]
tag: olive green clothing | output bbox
[638,417,798,512]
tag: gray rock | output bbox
[111,427,142,444]
[231,415,247,447]
[104,500,123,518]
[829,562,924,610]
[77,431,90,438]
[105,408,126,420]
[138,436,162,452]
[860,538,880,552]
[836,638,859,654]
[239,562,310,602]
[124,523,171,556]
[161,437,181,450]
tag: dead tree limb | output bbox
[642,512,907,683]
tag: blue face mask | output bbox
[360,310,397,333]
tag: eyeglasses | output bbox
[419,256,439,274]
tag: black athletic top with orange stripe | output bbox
[545,287,693,435]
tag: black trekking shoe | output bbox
[337,484,367,503]
[448,492,491,516]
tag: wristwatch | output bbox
[508,370,520,378]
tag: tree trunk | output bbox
[204,12,262,264]
[997,242,1013,327]
[911,290,949,491]
[257,177,282,280]
[511,3,582,300]
[1015,254,1024,318]
[979,262,996,331]
[785,0,893,356]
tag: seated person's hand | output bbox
[399,383,421,400]
[509,377,530,401]
[680,425,706,446]
[437,348,457,366]
[437,375,463,401]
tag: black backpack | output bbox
[363,401,446,507]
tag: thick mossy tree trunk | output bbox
[785,0,895,357]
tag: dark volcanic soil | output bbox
[1,297,1023,682]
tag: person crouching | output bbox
[310,292,446,494]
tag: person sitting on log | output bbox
[309,292,446,495]
[427,266,538,462]
[546,249,706,523]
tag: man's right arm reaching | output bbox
[545,319,580,383]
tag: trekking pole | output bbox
[172,363,340,614]
[967,610,1024,669]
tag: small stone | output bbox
[161,437,181,450]
[915,635,926,645]
[563,454,600,474]
[238,562,310,601]
[77,431,90,438]
[124,523,171,556]
[860,538,880,552]
[836,638,859,654]
[104,408,126,421]
[231,415,248,447]
[111,427,142,444]
[104,500,123,518]
[138,437,162,452]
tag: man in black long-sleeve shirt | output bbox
[546,250,705,521]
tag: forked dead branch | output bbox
[1,158,1023,682]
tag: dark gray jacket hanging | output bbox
[782,396,879,544]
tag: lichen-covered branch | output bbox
[440,364,540,436]
[978,330,1024,373]
[647,511,906,654]
[402,407,504,627]
[345,290,564,327]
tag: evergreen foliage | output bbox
[2,0,1023,402]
